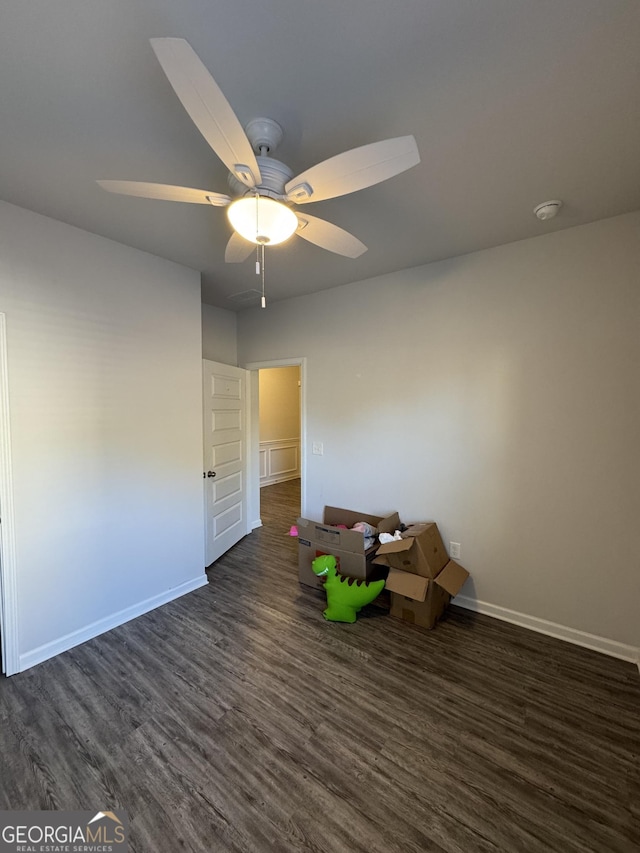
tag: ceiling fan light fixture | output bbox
[227,196,298,245]
[102,40,420,266]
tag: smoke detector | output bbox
[534,200,562,221]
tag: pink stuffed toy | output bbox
[351,521,378,549]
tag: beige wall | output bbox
[259,366,300,442]
[238,211,640,650]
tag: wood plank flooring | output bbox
[1,478,638,852]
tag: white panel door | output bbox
[203,360,249,566]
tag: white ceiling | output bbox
[1,0,639,309]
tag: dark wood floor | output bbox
[1,478,638,852]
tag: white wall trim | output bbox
[455,595,640,666]
[18,575,208,673]
[259,437,301,486]
[0,313,19,676]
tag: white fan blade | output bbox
[225,231,255,263]
[285,135,419,204]
[295,213,367,258]
[97,180,231,206]
[150,38,261,188]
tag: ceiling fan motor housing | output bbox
[244,118,284,155]
[227,156,294,201]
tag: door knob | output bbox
[207,471,216,478]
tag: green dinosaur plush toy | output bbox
[312,554,385,623]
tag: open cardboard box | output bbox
[298,505,400,588]
[384,560,469,629]
[374,522,449,579]
[374,521,470,629]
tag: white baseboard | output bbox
[251,519,263,530]
[260,473,300,487]
[454,595,640,668]
[18,575,209,673]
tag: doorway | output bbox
[258,365,301,487]
[244,358,307,530]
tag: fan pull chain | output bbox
[252,192,266,307]
[254,244,266,307]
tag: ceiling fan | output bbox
[98,38,420,265]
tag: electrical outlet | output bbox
[450,541,461,559]
[312,442,323,456]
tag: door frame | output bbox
[243,357,307,529]
[0,313,19,676]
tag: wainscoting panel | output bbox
[259,438,300,487]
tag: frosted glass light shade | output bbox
[227,197,298,245]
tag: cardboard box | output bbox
[299,506,401,555]
[389,585,451,629]
[385,560,469,629]
[297,506,400,587]
[374,521,448,579]
[298,541,382,588]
